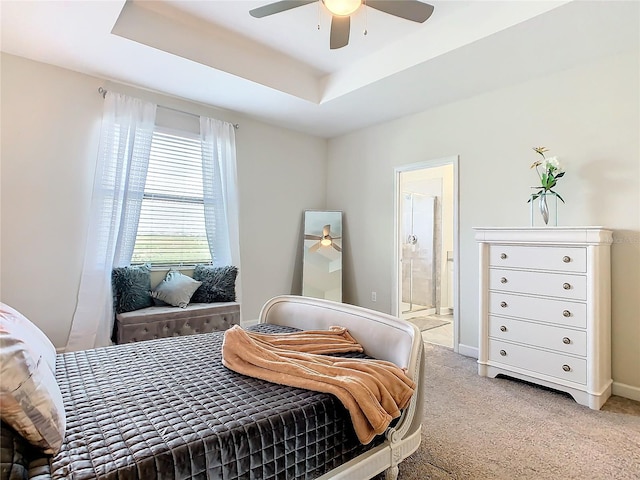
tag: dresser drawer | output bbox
[490,245,586,273]
[490,268,586,300]
[489,292,587,329]
[488,339,587,385]
[488,316,586,356]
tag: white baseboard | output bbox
[612,381,640,402]
[457,343,478,359]
[241,319,259,328]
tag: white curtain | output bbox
[66,92,156,351]
[200,117,242,303]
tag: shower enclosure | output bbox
[401,192,437,313]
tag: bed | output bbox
[1,295,424,480]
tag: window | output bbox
[131,127,211,266]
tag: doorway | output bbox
[393,157,459,351]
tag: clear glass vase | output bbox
[530,191,558,227]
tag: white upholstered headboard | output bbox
[259,295,420,377]
[260,295,425,480]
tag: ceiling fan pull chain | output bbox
[363,0,368,36]
[317,0,321,30]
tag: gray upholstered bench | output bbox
[115,302,240,344]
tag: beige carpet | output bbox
[380,343,640,479]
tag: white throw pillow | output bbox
[0,303,66,454]
[150,270,202,308]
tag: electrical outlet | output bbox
[371,291,377,302]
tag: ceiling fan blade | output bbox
[322,224,331,237]
[330,15,350,50]
[309,241,321,253]
[366,1,434,23]
[332,243,342,252]
[305,234,322,240]
[249,1,315,18]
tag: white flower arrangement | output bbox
[528,147,565,203]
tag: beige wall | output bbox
[0,53,327,347]
[327,50,640,396]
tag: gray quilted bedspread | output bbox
[48,324,380,480]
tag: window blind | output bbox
[131,128,212,266]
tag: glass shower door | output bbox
[401,193,436,313]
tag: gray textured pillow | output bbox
[112,264,153,314]
[0,304,66,454]
[191,265,238,303]
[149,270,202,308]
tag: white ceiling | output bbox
[1,0,638,138]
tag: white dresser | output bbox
[474,227,612,409]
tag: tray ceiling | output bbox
[1,1,638,137]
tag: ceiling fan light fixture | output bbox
[322,0,362,17]
[320,237,333,247]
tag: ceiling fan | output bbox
[249,0,435,49]
[305,224,342,253]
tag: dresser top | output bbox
[474,227,613,245]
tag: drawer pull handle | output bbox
[500,350,507,356]
[500,326,507,332]
[562,283,571,290]
[500,277,508,284]
[562,256,571,263]
[563,310,571,317]
[562,337,571,344]
[500,253,507,259]
[562,364,571,372]
[500,301,507,308]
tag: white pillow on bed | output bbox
[0,303,66,454]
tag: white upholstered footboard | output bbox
[259,295,425,480]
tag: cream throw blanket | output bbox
[222,325,415,444]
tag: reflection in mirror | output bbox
[302,210,342,302]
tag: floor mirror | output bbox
[302,210,342,302]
